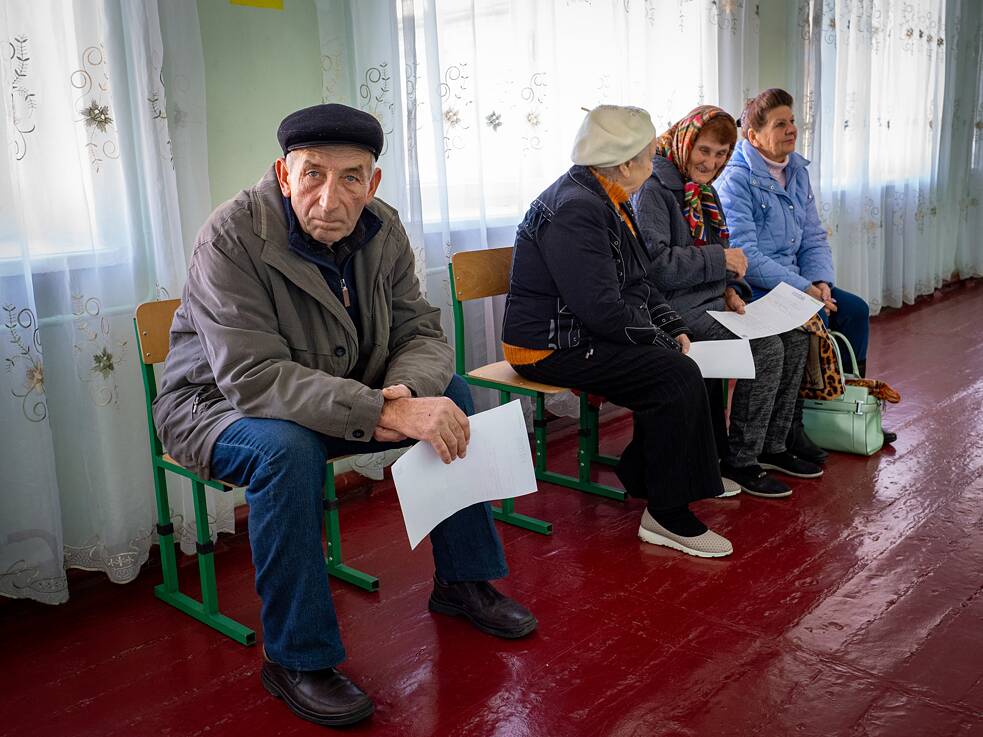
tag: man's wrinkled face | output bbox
[275,144,382,246]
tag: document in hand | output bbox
[391,400,537,549]
[686,339,755,379]
[707,281,824,340]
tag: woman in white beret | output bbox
[502,105,733,559]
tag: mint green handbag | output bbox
[802,331,884,456]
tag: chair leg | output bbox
[535,393,626,501]
[533,391,549,474]
[191,481,220,615]
[490,390,552,535]
[152,465,179,594]
[492,496,552,535]
[323,462,379,592]
[151,469,255,646]
[585,400,619,468]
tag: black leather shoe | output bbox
[429,576,537,639]
[261,659,374,727]
[883,429,898,444]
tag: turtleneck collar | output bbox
[759,151,789,188]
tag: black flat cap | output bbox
[277,103,384,159]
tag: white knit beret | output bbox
[570,105,656,167]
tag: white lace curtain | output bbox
[795,0,983,314]
[0,0,227,604]
[321,0,761,402]
[0,0,761,605]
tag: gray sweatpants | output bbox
[685,311,810,467]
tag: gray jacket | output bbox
[632,156,750,323]
[153,167,452,479]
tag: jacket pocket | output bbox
[276,300,311,353]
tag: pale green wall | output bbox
[758,0,793,92]
[197,0,324,206]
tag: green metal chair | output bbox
[134,299,378,646]
[448,247,626,537]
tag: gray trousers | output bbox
[685,311,810,467]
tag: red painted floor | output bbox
[2,282,982,737]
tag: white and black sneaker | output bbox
[759,451,824,479]
[720,463,793,498]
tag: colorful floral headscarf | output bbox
[654,105,736,245]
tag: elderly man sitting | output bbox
[153,103,535,728]
[503,105,732,559]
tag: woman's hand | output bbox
[815,281,837,312]
[724,287,746,314]
[723,247,748,279]
[807,283,837,314]
[675,334,691,354]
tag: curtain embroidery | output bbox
[440,63,471,157]
[72,44,119,172]
[7,34,37,161]
[521,72,547,152]
[71,295,128,408]
[358,63,394,157]
[3,304,46,423]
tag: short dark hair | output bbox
[740,88,794,140]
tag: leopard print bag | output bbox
[798,315,844,400]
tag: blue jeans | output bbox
[819,286,870,362]
[210,374,508,670]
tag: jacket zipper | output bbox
[340,277,351,308]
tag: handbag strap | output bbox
[829,330,860,379]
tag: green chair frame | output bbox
[134,299,378,646]
[448,247,626,537]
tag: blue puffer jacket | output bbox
[716,140,835,299]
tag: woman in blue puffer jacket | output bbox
[716,88,895,451]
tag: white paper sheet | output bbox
[686,339,756,379]
[391,400,537,549]
[707,281,824,339]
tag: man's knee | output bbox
[251,419,327,474]
[443,374,475,416]
[212,418,327,494]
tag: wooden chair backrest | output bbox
[135,299,181,365]
[451,247,513,302]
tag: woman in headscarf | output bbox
[503,105,733,558]
[633,105,821,499]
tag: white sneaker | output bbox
[637,509,733,558]
[717,476,742,498]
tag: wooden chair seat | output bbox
[467,361,569,395]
